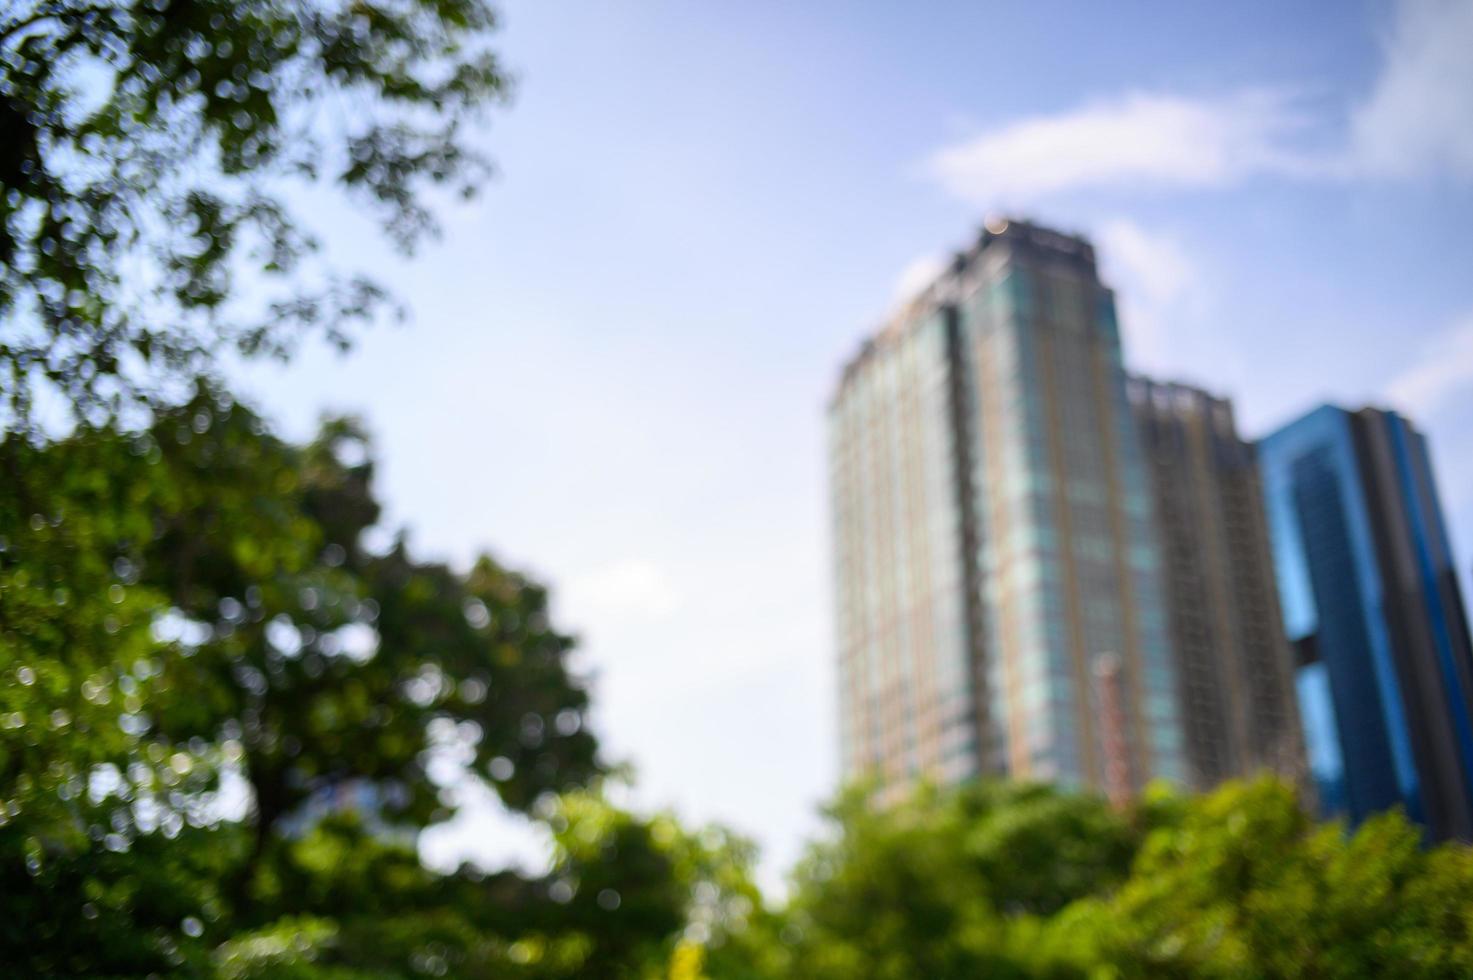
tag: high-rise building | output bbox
[829,218,1186,800]
[1259,404,1473,841]
[1130,379,1307,791]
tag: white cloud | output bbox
[1097,220,1198,309]
[562,558,681,625]
[924,0,1473,205]
[892,253,948,304]
[926,90,1317,205]
[1351,0,1473,179]
[1383,311,1473,418]
[1094,219,1205,372]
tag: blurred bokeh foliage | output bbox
[769,777,1473,980]
[1,0,509,429]
[2,387,624,974]
[0,1,769,973]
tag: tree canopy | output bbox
[770,778,1473,980]
[3,388,598,972]
[1,0,507,428]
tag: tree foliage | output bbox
[779,780,1141,980]
[0,0,508,427]
[0,388,648,975]
[770,777,1473,980]
[0,2,780,975]
[1054,779,1473,977]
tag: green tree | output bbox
[777,776,1473,980]
[1,0,507,428]
[781,781,1139,980]
[0,388,618,975]
[0,3,740,976]
[1053,777,1473,978]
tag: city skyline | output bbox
[230,0,1473,884]
[832,218,1407,810]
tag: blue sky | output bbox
[235,0,1473,887]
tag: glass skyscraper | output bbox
[1259,404,1473,841]
[829,219,1185,800]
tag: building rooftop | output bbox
[830,217,1097,406]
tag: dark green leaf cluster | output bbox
[0,0,508,429]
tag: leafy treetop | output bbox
[0,0,508,429]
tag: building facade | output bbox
[1259,404,1473,841]
[1131,379,1307,791]
[830,218,1186,800]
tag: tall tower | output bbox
[1130,379,1307,791]
[829,218,1186,799]
[1259,404,1473,842]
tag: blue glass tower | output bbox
[1259,404,1473,842]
